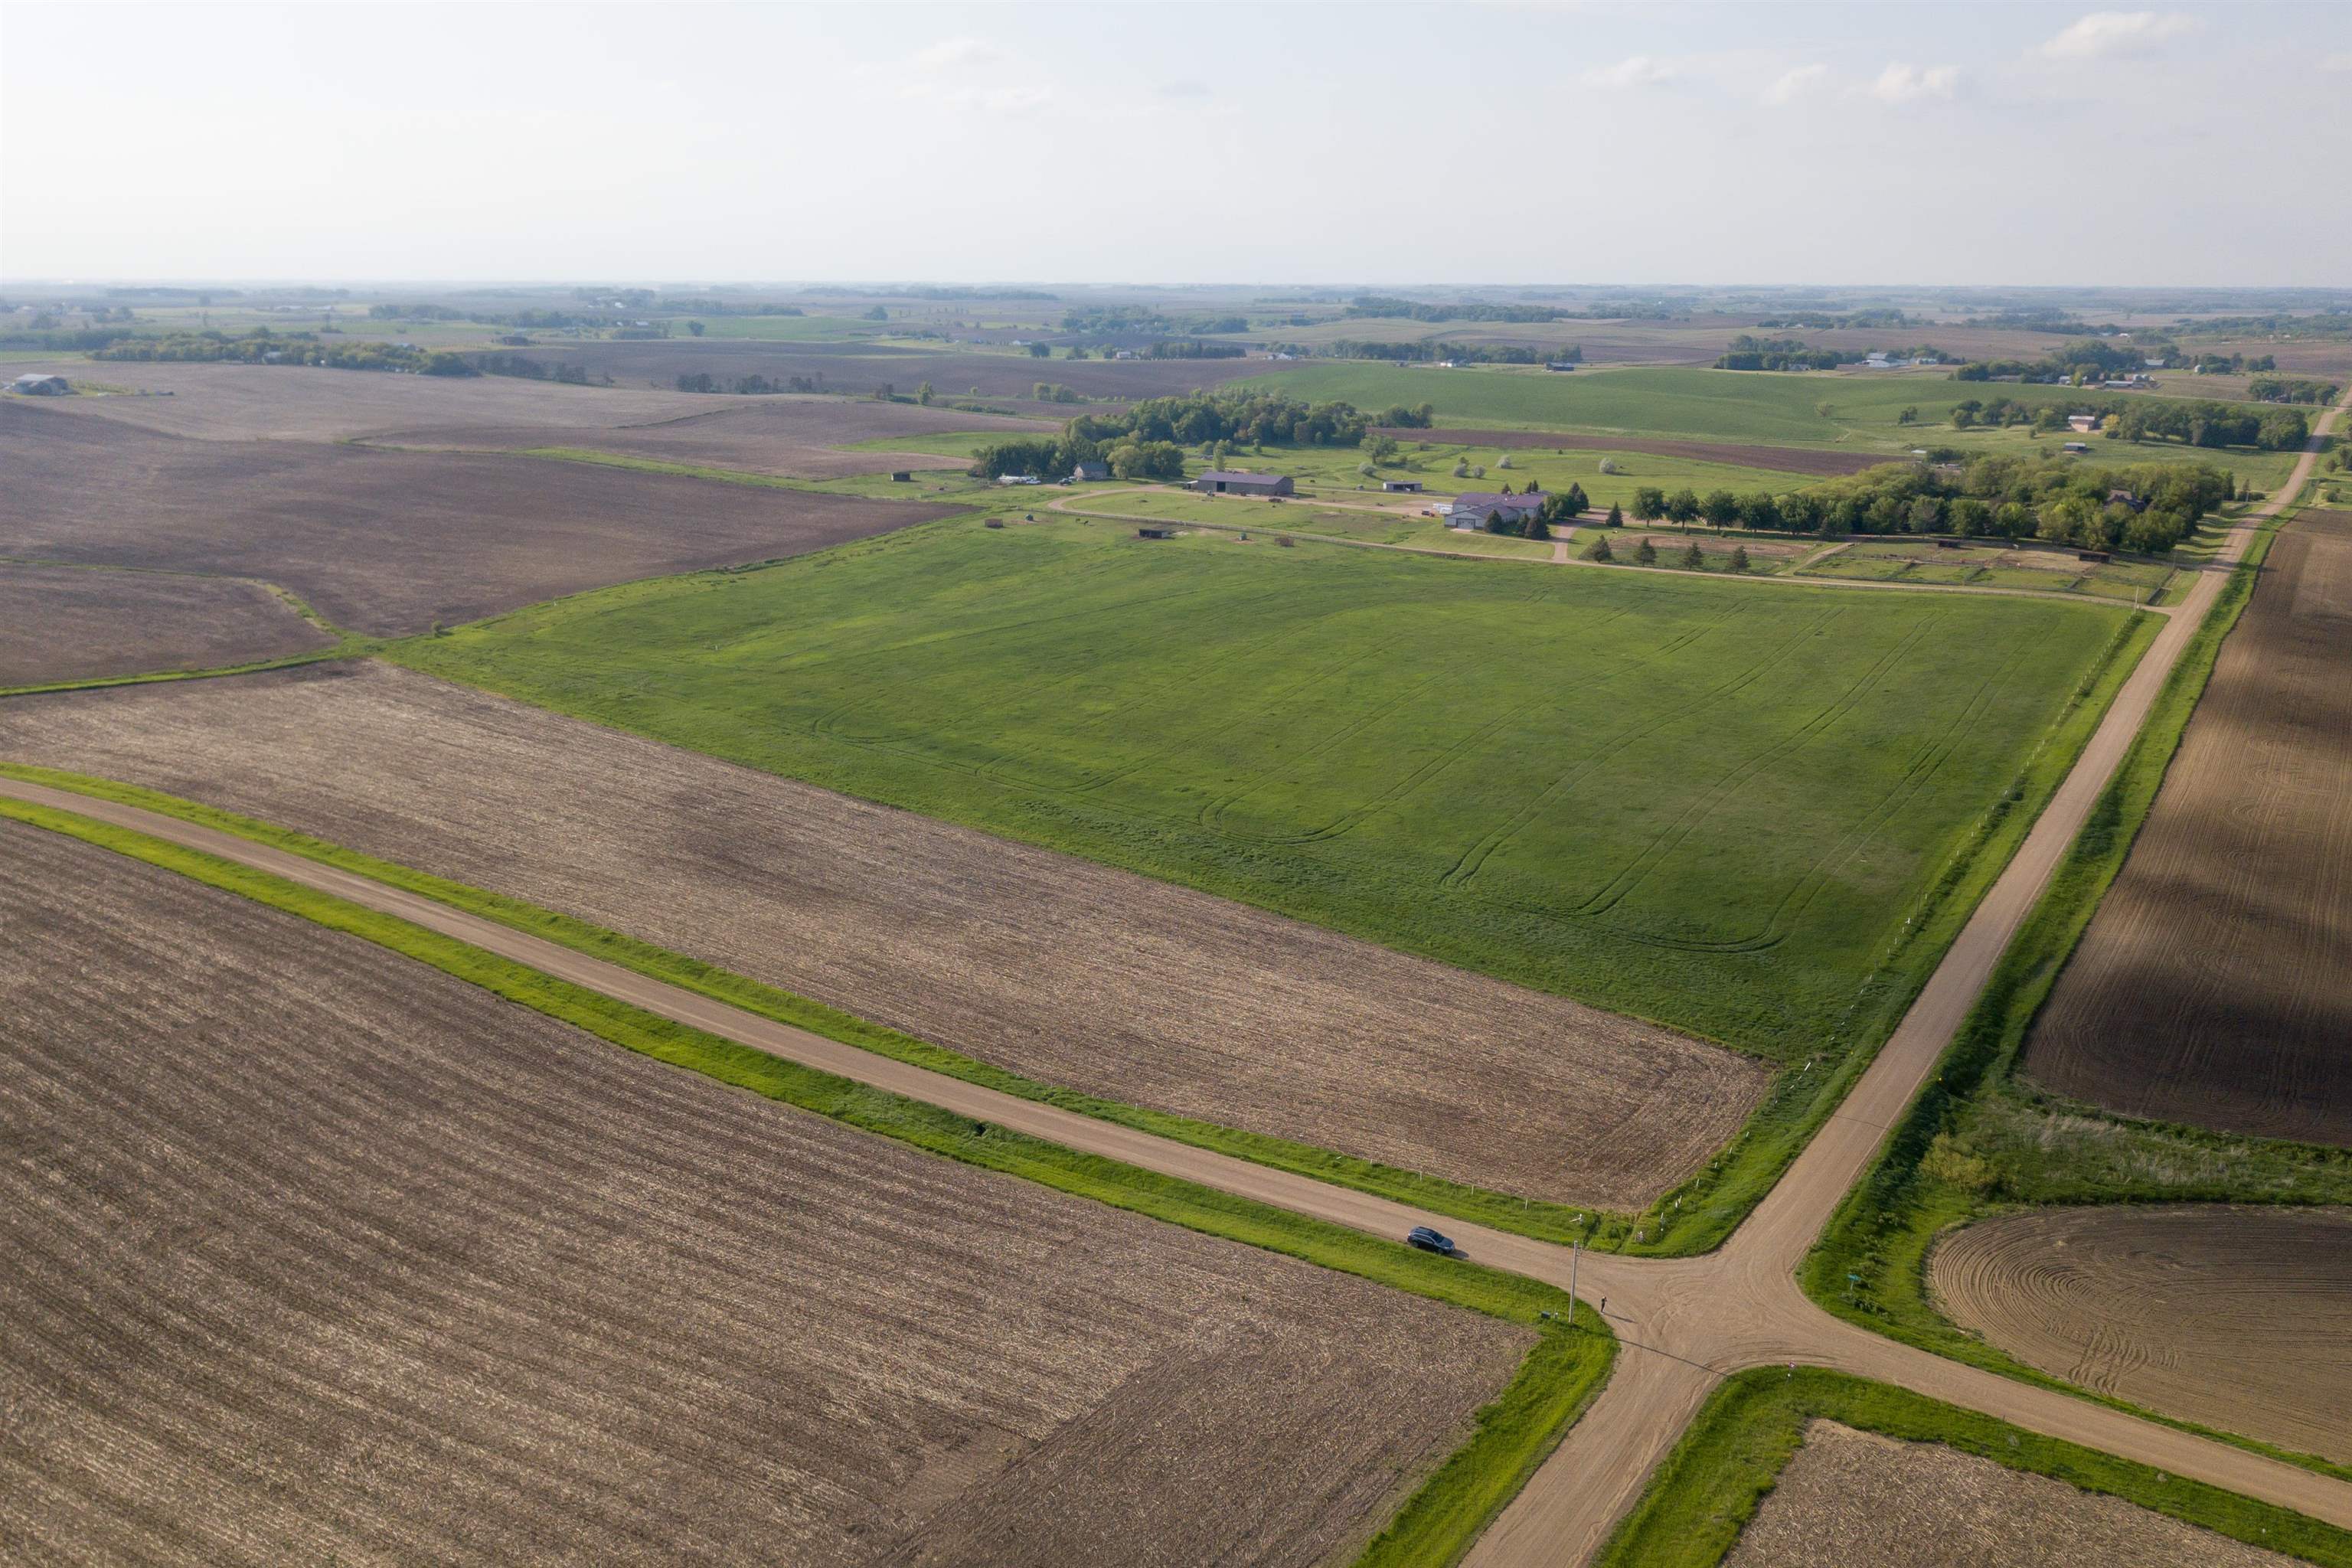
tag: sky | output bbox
[4,0,2348,288]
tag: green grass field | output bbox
[1800,538,2179,603]
[393,514,2130,1065]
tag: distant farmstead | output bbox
[1440,490,1544,529]
[9,373,69,396]
[1192,470,1293,497]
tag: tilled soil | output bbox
[1370,427,1892,476]
[1929,1206,2352,1464]
[0,562,333,685]
[0,400,952,636]
[2024,508,2352,1143]
[0,819,1528,1568]
[374,397,1057,479]
[1722,1421,2298,1567]
[0,661,1767,1207]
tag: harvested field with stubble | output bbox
[1929,1206,2352,1464]
[0,400,952,635]
[5,358,724,442]
[0,818,1530,1568]
[1369,426,1890,477]
[2024,508,2352,1144]
[1721,1422,2299,1568]
[372,396,1057,478]
[0,561,333,685]
[0,660,1765,1207]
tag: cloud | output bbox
[2037,11,2200,60]
[890,37,1050,114]
[1580,54,1674,90]
[1156,79,1211,99]
[1867,62,1958,103]
[2323,51,2352,72]
[1762,63,1828,106]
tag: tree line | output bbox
[2247,375,2339,404]
[92,330,474,376]
[967,390,1379,482]
[1342,296,1568,323]
[1325,340,1579,364]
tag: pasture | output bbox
[0,662,1763,1208]
[1799,538,2179,604]
[391,513,2134,1065]
[1932,1207,2352,1465]
[0,400,951,637]
[0,561,333,687]
[2024,508,2352,1145]
[0,818,1527,1567]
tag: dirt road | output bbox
[5,390,2344,1564]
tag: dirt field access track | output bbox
[1931,1206,2352,1465]
[0,562,333,687]
[0,661,1764,1209]
[0,819,1527,1567]
[0,400,954,637]
[1723,1421,2298,1567]
[1370,426,1895,476]
[2024,508,2352,1144]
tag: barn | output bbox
[1191,470,1293,497]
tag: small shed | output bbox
[1137,526,1177,539]
[890,471,913,483]
[2062,441,2091,454]
[10,373,69,396]
[1070,459,1109,482]
[2077,550,2112,564]
[1192,470,1293,497]
[2067,414,2099,433]
[1383,479,1423,493]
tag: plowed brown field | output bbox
[0,818,1527,1568]
[0,400,951,636]
[1721,1421,2298,1567]
[0,562,332,685]
[1368,426,1889,476]
[2024,508,2352,1143]
[1929,1205,2352,1464]
[0,661,1767,1207]
[375,397,1056,478]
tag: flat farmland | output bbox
[387,513,2135,1067]
[374,397,1057,479]
[1930,1207,2352,1464]
[3,358,726,443]
[475,339,1269,400]
[0,819,1528,1567]
[0,400,953,636]
[0,562,332,686]
[0,661,1762,1207]
[1367,426,1892,478]
[2024,509,2352,1144]
[1719,1422,2297,1568]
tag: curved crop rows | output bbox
[1930,1206,2352,1465]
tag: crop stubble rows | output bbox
[2024,508,2352,1143]
[0,819,1527,1567]
[0,661,1761,1208]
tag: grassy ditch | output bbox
[1595,1367,2352,1568]
[0,793,1613,1568]
[1801,499,2352,1480]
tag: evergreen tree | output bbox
[1606,501,1624,527]
[1681,541,1706,569]
[1635,537,1658,565]
[1583,534,1615,562]
[1731,545,1750,573]
[1563,482,1589,514]
[1521,511,1550,541]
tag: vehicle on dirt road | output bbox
[1406,1225,1460,1257]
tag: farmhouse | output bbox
[1192,470,1293,497]
[1441,491,1544,530]
[10,373,70,396]
[1070,459,1109,482]
[1383,479,1424,493]
[2068,414,2099,433]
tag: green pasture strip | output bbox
[0,761,1642,1248]
[380,512,2158,1256]
[0,794,1615,1568]
[0,644,366,701]
[1595,1368,2351,1568]
[511,444,1003,505]
[1802,496,2352,1481]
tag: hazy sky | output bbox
[5,1,2347,287]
